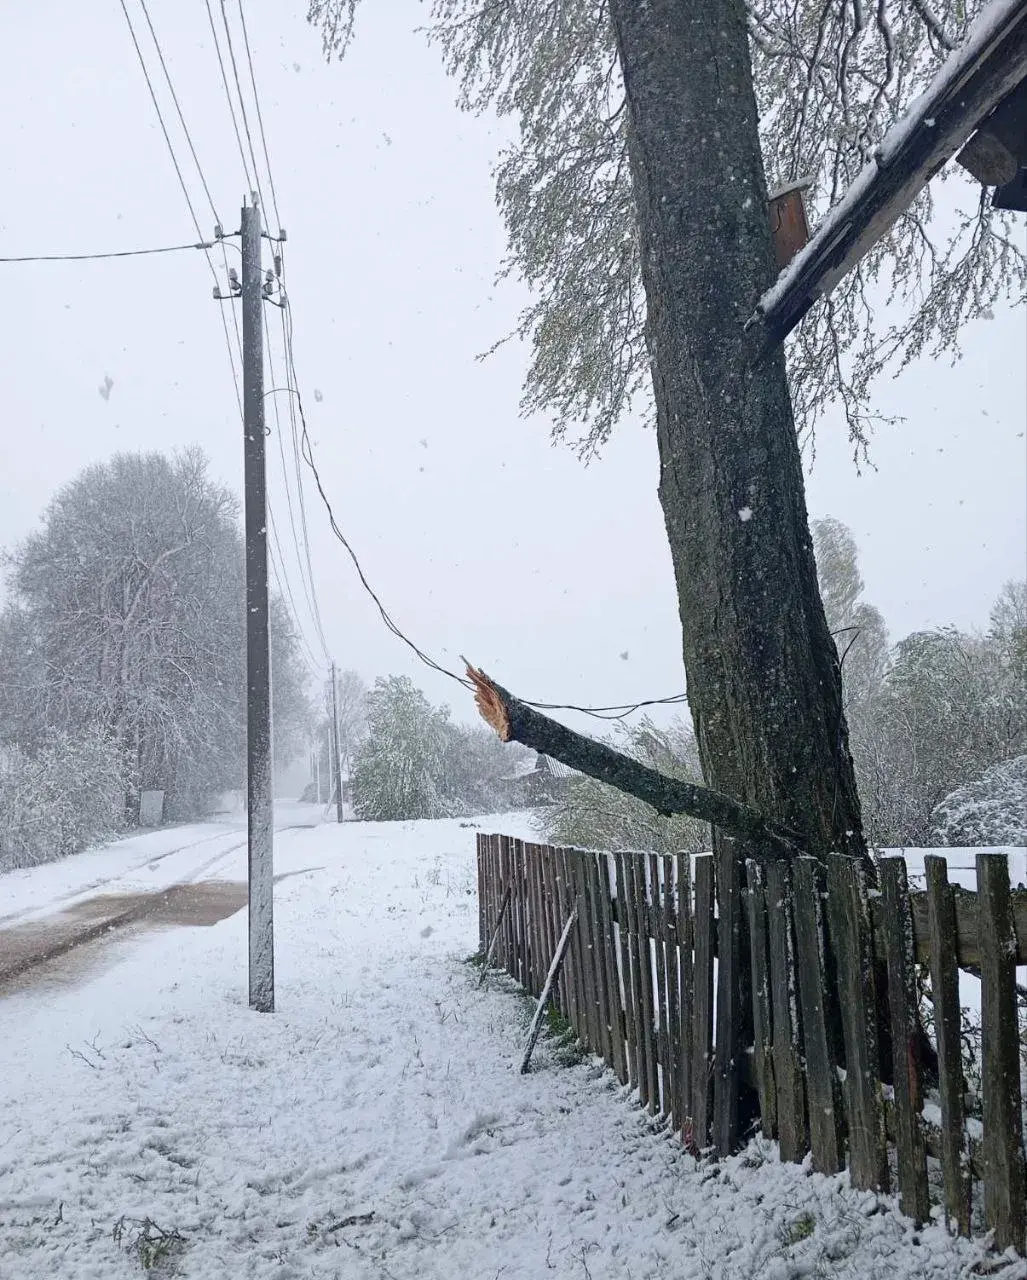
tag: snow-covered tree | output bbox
[0,450,311,821]
[351,676,465,820]
[931,755,1027,848]
[812,517,889,709]
[0,729,127,870]
[350,675,530,820]
[853,592,1027,847]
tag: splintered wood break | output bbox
[465,664,511,742]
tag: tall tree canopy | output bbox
[0,450,311,819]
[308,0,1021,455]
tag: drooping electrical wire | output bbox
[225,4,694,724]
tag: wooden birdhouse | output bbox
[767,177,814,269]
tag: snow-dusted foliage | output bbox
[310,1,1021,458]
[351,676,466,821]
[350,675,530,821]
[0,450,311,833]
[0,729,126,870]
[813,520,1026,848]
[931,755,1027,847]
[544,716,709,855]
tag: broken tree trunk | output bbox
[466,665,800,862]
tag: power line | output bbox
[214,10,686,724]
[136,0,220,225]
[236,0,283,232]
[216,0,267,213]
[265,320,332,663]
[278,302,333,662]
[116,0,218,290]
[204,0,255,195]
[280,296,696,721]
[0,240,218,264]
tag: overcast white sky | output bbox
[2,1,1025,732]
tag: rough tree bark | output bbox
[606,0,867,868]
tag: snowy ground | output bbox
[0,813,1024,1279]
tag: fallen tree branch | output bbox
[465,664,801,862]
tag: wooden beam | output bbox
[751,2,1027,344]
[956,74,1027,185]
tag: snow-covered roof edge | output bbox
[750,0,1027,341]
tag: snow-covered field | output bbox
[0,813,1024,1279]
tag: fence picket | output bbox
[976,854,1027,1255]
[713,840,745,1156]
[880,858,930,1224]
[827,854,888,1192]
[616,853,640,1092]
[691,855,715,1151]
[549,846,572,1019]
[586,852,614,1066]
[626,855,653,1109]
[558,847,584,1041]
[676,852,694,1140]
[766,860,807,1164]
[597,853,627,1083]
[663,855,681,1129]
[637,857,660,1115]
[924,855,971,1236]
[745,859,777,1141]
[792,856,840,1174]
[650,854,671,1117]
[477,833,486,953]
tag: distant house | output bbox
[505,752,577,807]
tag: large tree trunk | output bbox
[607,0,866,867]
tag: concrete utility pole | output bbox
[241,198,274,1013]
[331,662,344,824]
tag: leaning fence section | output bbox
[475,834,1027,1256]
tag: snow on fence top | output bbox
[749,0,1027,343]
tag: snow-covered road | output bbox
[0,815,1023,1279]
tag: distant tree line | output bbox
[0,450,312,868]
[548,520,1026,853]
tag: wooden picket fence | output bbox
[475,833,1027,1254]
